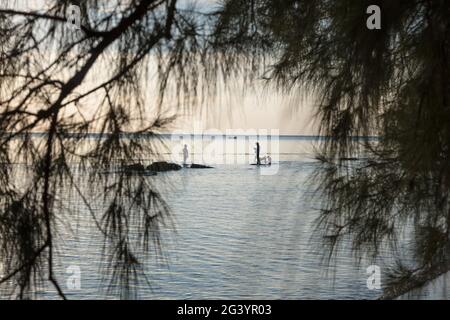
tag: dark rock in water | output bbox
[120,163,157,176]
[139,170,157,176]
[123,163,145,172]
[147,161,182,172]
[190,163,213,169]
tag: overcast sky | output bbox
[2,0,318,135]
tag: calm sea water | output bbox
[3,136,429,299]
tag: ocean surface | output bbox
[3,135,446,299]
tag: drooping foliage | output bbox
[0,0,449,299]
[0,0,211,299]
[211,0,450,298]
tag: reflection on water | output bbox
[148,161,380,299]
[1,138,386,299]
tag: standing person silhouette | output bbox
[182,144,189,167]
[256,142,261,165]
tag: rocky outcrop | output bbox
[121,163,156,176]
[147,161,182,172]
[116,161,212,175]
[190,163,213,169]
[123,163,145,172]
